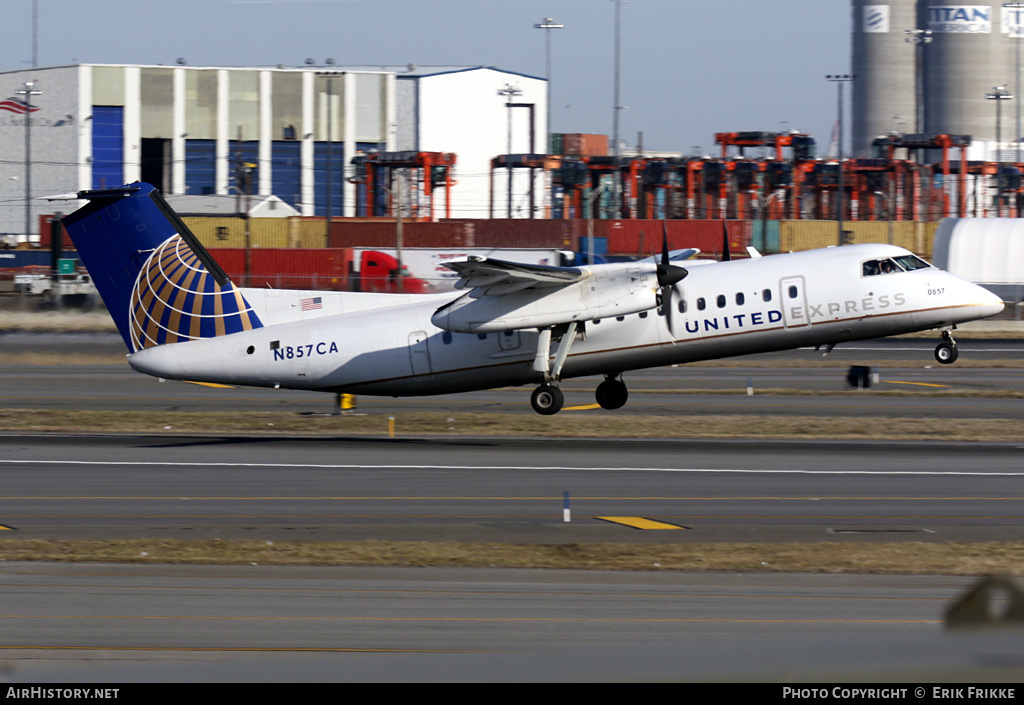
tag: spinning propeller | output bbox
[656,221,688,334]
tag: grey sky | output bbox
[1,0,850,155]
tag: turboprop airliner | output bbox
[58,183,1004,415]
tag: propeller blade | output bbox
[661,220,670,267]
[663,286,672,332]
[656,219,687,287]
[658,220,683,339]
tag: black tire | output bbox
[935,342,959,364]
[531,385,564,415]
[595,379,628,410]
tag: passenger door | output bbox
[779,276,810,329]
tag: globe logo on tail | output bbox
[129,234,262,352]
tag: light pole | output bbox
[32,0,38,68]
[611,0,625,217]
[498,83,523,217]
[533,17,563,155]
[1005,3,1024,164]
[987,85,1013,214]
[826,74,854,245]
[904,28,932,136]
[14,80,41,244]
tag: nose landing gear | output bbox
[935,330,959,364]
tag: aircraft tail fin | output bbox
[61,183,263,352]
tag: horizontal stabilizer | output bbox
[639,247,700,263]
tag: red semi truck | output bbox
[356,250,430,294]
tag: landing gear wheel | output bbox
[531,385,564,415]
[935,342,959,364]
[595,378,629,410]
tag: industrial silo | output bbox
[851,1,918,156]
[922,1,1017,157]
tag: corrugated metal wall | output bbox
[184,140,216,196]
[271,141,302,210]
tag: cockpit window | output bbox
[862,258,903,276]
[894,254,931,271]
[863,255,932,277]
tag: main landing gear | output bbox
[529,376,631,415]
[595,375,628,410]
[527,323,631,415]
[529,324,576,415]
[934,330,959,364]
[531,384,564,415]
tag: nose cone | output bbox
[974,284,1005,320]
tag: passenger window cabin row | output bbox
[685,287,774,315]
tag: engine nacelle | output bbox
[431,262,661,333]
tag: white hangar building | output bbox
[0,63,547,242]
[394,66,548,219]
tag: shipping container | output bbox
[444,219,580,249]
[779,221,934,257]
[206,248,354,291]
[0,250,79,269]
[326,221,471,249]
[549,133,564,156]
[577,236,608,260]
[603,220,751,258]
[36,214,65,248]
[751,220,781,254]
[184,217,292,249]
[561,133,609,157]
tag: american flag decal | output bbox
[301,296,323,311]
[0,98,39,115]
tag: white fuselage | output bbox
[126,244,1004,397]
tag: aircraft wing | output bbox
[444,256,586,297]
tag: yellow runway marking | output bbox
[0,525,12,531]
[597,516,686,530]
[564,403,602,411]
[183,381,235,389]
[886,381,950,388]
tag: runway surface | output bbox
[4,563,1023,683]
[1,434,1023,543]
[2,333,1024,681]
